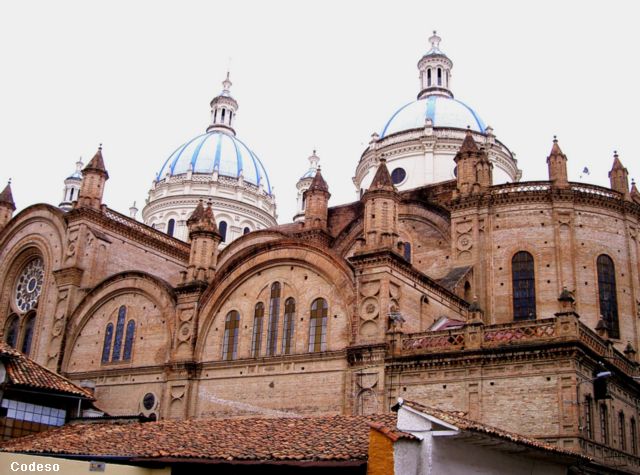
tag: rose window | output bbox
[15,257,44,312]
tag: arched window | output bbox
[512,251,536,320]
[229,111,233,124]
[282,298,295,355]
[427,68,432,87]
[619,411,626,451]
[20,313,36,355]
[631,418,638,455]
[167,219,175,237]
[221,108,226,122]
[243,227,250,235]
[251,303,264,358]
[437,67,442,86]
[584,395,593,439]
[600,403,609,444]
[222,310,240,361]
[403,242,411,262]
[464,281,472,302]
[309,298,328,352]
[597,255,619,338]
[214,109,218,122]
[111,306,127,362]
[219,221,228,242]
[266,283,281,356]
[101,323,113,363]
[5,315,19,348]
[123,320,135,361]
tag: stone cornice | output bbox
[67,206,190,261]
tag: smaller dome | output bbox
[381,96,486,138]
[157,131,272,194]
[300,168,316,179]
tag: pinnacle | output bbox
[368,158,395,192]
[308,167,329,193]
[459,130,479,154]
[549,135,564,156]
[611,151,625,171]
[84,144,109,177]
[0,180,15,210]
[187,199,218,234]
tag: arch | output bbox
[251,302,264,357]
[4,314,19,348]
[219,221,228,242]
[222,310,240,360]
[196,241,356,360]
[167,219,176,237]
[597,254,619,338]
[512,251,536,320]
[62,271,176,372]
[282,297,295,355]
[20,312,36,355]
[309,297,328,352]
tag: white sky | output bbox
[1,1,639,223]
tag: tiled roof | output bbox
[1,414,397,464]
[369,422,418,442]
[399,399,589,461]
[0,342,94,399]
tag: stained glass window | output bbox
[251,303,264,358]
[5,315,19,348]
[282,298,295,355]
[266,283,281,356]
[222,310,240,361]
[101,323,113,363]
[123,320,135,361]
[512,251,536,320]
[111,306,126,361]
[20,313,35,355]
[309,298,328,352]
[15,257,44,313]
[597,255,619,339]
[403,242,411,262]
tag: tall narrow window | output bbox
[167,219,175,237]
[101,323,113,363]
[111,306,127,361]
[229,111,233,124]
[219,221,228,242]
[403,242,411,262]
[427,68,432,87]
[221,108,226,122]
[20,313,35,355]
[266,283,281,356]
[251,303,264,358]
[584,395,593,439]
[600,404,609,445]
[70,188,75,201]
[5,315,19,348]
[123,320,135,361]
[282,298,295,355]
[308,298,328,352]
[631,418,637,455]
[222,310,240,361]
[512,251,536,320]
[597,255,619,338]
[214,109,218,122]
[437,68,442,86]
[464,281,472,302]
[619,411,626,451]
[243,227,250,235]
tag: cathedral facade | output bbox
[2,33,640,472]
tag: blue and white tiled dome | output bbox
[380,96,486,138]
[156,131,272,194]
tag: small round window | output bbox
[391,167,406,185]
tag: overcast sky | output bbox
[1,1,638,223]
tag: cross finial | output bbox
[98,143,103,151]
[7,178,11,185]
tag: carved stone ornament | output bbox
[456,234,472,251]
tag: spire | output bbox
[417,30,453,100]
[0,180,15,210]
[631,179,640,203]
[459,129,479,153]
[547,135,569,188]
[308,167,329,193]
[368,158,395,192]
[185,200,221,283]
[207,72,238,135]
[611,150,624,170]
[609,150,630,199]
[84,144,108,178]
[187,199,218,234]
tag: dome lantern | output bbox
[417,31,454,100]
[207,72,238,136]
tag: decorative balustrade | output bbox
[104,208,189,250]
[570,183,621,199]
[398,315,639,377]
[491,181,551,194]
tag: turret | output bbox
[206,73,238,136]
[475,147,493,191]
[294,150,321,222]
[362,158,399,250]
[77,145,109,210]
[303,167,330,231]
[631,179,640,204]
[609,151,630,200]
[546,136,569,188]
[59,157,84,211]
[186,200,221,282]
[0,180,16,230]
[454,130,480,196]
[417,31,453,99]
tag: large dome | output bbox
[156,131,272,194]
[381,96,486,138]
